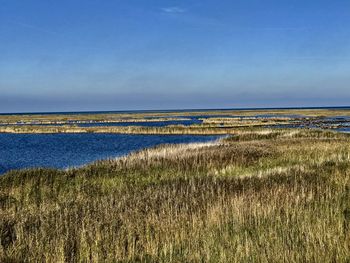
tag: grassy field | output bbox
[1,129,350,262]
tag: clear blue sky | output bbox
[1,0,350,112]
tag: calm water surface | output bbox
[0,133,220,174]
[336,127,350,133]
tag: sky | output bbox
[1,0,350,112]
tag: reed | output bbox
[1,129,350,262]
[0,124,246,135]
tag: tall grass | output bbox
[1,130,350,262]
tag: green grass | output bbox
[1,129,350,262]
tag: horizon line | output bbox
[1,105,350,115]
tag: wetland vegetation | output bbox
[1,108,350,134]
[1,127,350,262]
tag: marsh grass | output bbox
[1,130,350,262]
[1,108,349,135]
[0,124,243,135]
[1,108,349,124]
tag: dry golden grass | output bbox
[0,124,252,135]
[1,129,350,262]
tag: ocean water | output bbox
[0,133,220,175]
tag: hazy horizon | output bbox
[2,105,350,115]
[1,0,350,112]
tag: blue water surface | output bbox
[336,127,350,133]
[0,133,220,174]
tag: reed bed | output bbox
[1,108,350,124]
[1,108,349,135]
[1,129,350,262]
[0,125,242,135]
